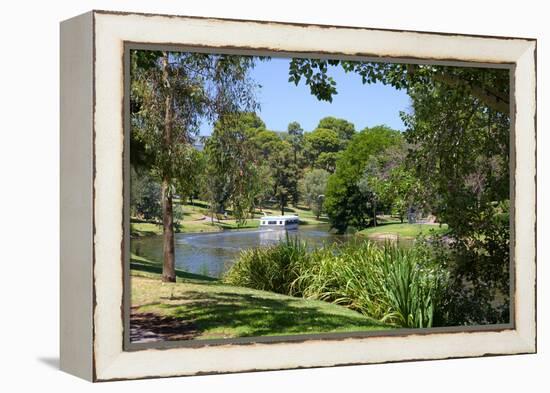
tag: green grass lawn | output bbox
[130,254,390,342]
[358,221,448,239]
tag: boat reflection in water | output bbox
[258,226,298,246]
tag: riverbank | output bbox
[130,254,389,342]
[131,201,329,238]
[357,222,448,241]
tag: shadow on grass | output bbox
[143,289,389,340]
[130,258,217,283]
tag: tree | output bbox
[356,157,383,227]
[250,163,274,212]
[315,151,340,173]
[383,165,425,223]
[402,79,511,323]
[130,50,257,282]
[184,148,207,205]
[317,116,356,141]
[300,169,330,219]
[204,113,263,225]
[287,121,304,204]
[303,128,342,168]
[249,129,281,159]
[324,126,403,232]
[270,141,298,215]
[130,169,162,222]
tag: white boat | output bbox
[259,215,299,230]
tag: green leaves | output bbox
[288,58,339,102]
[324,126,404,233]
[224,239,450,328]
[288,58,509,115]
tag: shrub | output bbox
[417,230,510,326]
[223,236,309,294]
[224,239,450,328]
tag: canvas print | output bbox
[128,49,511,344]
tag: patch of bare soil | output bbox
[130,309,199,343]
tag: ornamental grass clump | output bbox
[224,238,449,328]
[223,236,310,295]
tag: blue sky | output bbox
[200,57,410,135]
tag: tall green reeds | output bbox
[224,238,449,328]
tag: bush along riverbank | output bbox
[223,238,450,328]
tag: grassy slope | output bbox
[131,254,389,340]
[358,222,449,239]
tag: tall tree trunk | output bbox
[161,53,176,283]
[280,196,285,216]
[161,178,176,282]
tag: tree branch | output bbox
[433,72,510,115]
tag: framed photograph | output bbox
[60,10,536,381]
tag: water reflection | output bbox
[131,225,351,278]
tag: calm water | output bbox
[131,225,353,278]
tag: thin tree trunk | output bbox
[161,178,176,282]
[161,52,176,283]
[280,196,285,216]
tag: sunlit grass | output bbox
[130,253,390,340]
[358,222,448,239]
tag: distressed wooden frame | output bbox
[60,10,537,382]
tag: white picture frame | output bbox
[60,10,536,381]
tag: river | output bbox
[131,224,353,278]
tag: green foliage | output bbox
[224,237,309,294]
[224,239,450,328]
[130,50,259,244]
[204,113,263,224]
[382,165,424,222]
[402,83,509,237]
[130,169,162,221]
[249,129,281,159]
[317,116,356,141]
[270,141,299,214]
[287,121,304,139]
[315,151,340,173]
[288,58,339,102]
[401,75,510,324]
[249,163,275,210]
[324,125,403,232]
[287,121,305,204]
[415,230,509,325]
[304,127,342,168]
[288,59,510,115]
[299,168,330,219]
